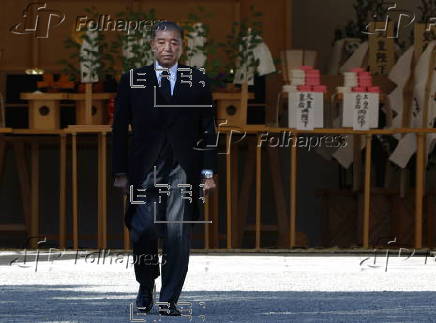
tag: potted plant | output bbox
[219,5,264,91]
[59,6,115,92]
[179,6,224,90]
[110,8,157,75]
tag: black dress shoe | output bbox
[158,302,181,316]
[136,283,155,313]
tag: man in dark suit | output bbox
[112,21,217,316]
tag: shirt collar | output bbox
[154,61,178,79]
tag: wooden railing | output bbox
[1,126,435,250]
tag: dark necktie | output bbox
[160,70,171,102]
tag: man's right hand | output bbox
[114,174,129,195]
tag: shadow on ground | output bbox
[1,285,436,322]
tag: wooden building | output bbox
[0,0,435,251]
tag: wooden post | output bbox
[102,132,107,249]
[428,193,435,248]
[98,133,102,248]
[267,146,289,247]
[368,21,395,75]
[226,133,232,249]
[399,45,416,198]
[363,134,372,248]
[59,133,67,249]
[97,132,107,249]
[84,83,93,125]
[352,135,362,192]
[414,48,436,247]
[255,134,262,250]
[290,139,297,247]
[231,142,239,247]
[240,81,248,126]
[71,133,78,249]
[415,133,426,248]
[30,142,39,248]
[236,137,256,247]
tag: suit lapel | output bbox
[148,63,159,88]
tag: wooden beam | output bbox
[267,146,289,247]
[0,224,27,231]
[362,134,372,248]
[255,134,262,250]
[236,138,256,247]
[59,134,66,249]
[353,135,362,192]
[415,133,425,248]
[71,133,78,249]
[30,142,39,248]
[84,83,92,125]
[415,48,435,248]
[226,133,232,249]
[428,193,434,248]
[231,142,239,247]
[290,140,297,247]
[98,133,107,249]
[399,52,415,198]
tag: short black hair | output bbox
[152,21,184,40]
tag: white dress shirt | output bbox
[154,61,178,95]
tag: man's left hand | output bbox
[202,178,216,192]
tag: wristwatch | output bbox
[201,169,214,179]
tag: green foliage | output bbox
[334,0,408,50]
[110,8,156,73]
[181,6,213,65]
[59,6,115,82]
[182,6,224,89]
[417,0,436,23]
[58,37,81,81]
[333,0,395,42]
[334,0,377,42]
[219,5,263,82]
[59,4,274,88]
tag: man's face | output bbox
[151,29,183,68]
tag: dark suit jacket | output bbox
[111,63,218,229]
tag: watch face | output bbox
[202,171,213,179]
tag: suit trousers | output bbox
[130,136,192,304]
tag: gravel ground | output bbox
[1,251,436,322]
